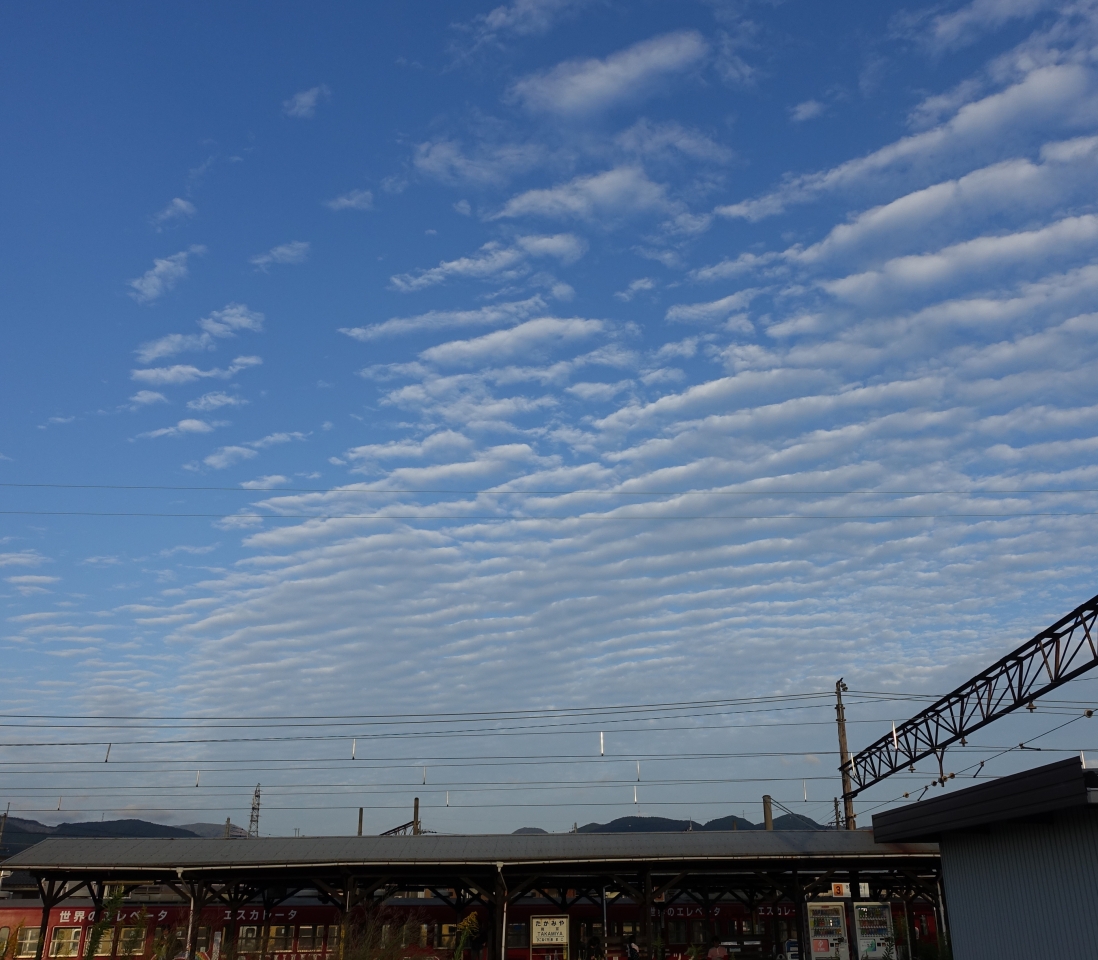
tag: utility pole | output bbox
[0,802,9,854]
[835,679,857,829]
[248,785,261,838]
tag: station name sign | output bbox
[531,917,569,945]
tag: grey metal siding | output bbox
[940,809,1098,960]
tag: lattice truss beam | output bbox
[846,592,1098,797]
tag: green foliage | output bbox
[451,914,478,960]
[84,889,126,960]
[3,922,25,960]
[150,926,184,960]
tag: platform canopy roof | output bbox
[2,830,941,913]
[3,830,937,879]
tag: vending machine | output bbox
[806,904,849,960]
[530,917,569,960]
[852,904,894,959]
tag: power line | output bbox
[2,743,1084,770]
[1,689,1088,726]
[0,691,833,721]
[5,482,1098,496]
[0,700,916,733]
[4,510,1098,521]
[0,798,871,814]
[0,714,967,749]
[0,774,942,795]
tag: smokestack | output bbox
[762,795,774,831]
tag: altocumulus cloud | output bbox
[389,234,585,291]
[127,245,206,303]
[508,30,709,115]
[282,84,330,118]
[250,241,310,271]
[18,1,1098,836]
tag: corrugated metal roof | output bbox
[3,830,937,873]
[872,756,1098,843]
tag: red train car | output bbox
[0,892,938,960]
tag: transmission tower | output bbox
[248,784,261,837]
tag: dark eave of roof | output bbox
[2,830,938,880]
[872,756,1098,843]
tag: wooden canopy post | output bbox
[641,871,653,960]
[33,879,71,960]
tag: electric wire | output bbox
[4,510,1098,521]
[6,482,1098,495]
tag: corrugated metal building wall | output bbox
[939,808,1098,959]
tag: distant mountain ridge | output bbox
[1,813,826,861]
[0,818,246,859]
[510,814,825,834]
[576,813,825,833]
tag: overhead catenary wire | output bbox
[0,690,841,721]
[6,482,1098,495]
[1,689,1082,749]
[1,743,1087,771]
[0,797,860,814]
[0,688,1090,824]
[851,712,1095,819]
[1,688,1092,726]
[0,772,964,796]
[3,509,1098,521]
[0,713,986,748]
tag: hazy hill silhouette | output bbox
[0,817,243,859]
[575,813,824,833]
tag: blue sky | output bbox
[3,0,1098,835]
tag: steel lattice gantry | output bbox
[845,591,1098,798]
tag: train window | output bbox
[506,923,528,948]
[271,927,293,951]
[238,927,260,953]
[667,922,686,944]
[689,922,706,945]
[0,928,8,955]
[152,927,173,954]
[298,926,316,951]
[326,926,340,952]
[440,925,457,949]
[118,927,146,957]
[50,929,82,959]
[197,929,210,953]
[620,923,636,939]
[17,930,41,958]
[93,929,116,955]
